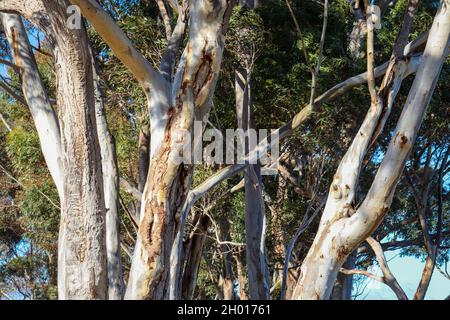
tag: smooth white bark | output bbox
[92,59,123,300]
[0,13,64,200]
[292,0,450,299]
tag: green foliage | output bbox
[0,0,448,300]
[5,128,45,177]
[19,182,59,247]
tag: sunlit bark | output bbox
[292,0,449,299]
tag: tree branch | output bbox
[310,0,328,109]
[155,0,172,40]
[366,237,408,300]
[0,112,12,132]
[159,0,189,80]
[181,36,426,218]
[0,80,28,106]
[69,0,166,89]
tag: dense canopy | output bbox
[0,0,448,300]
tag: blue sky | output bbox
[356,249,450,300]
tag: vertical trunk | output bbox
[292,0,450,299]
[219,216,235,300]
[348,4,367,60]
[412,178,437,300]
[414,253,437,300]
[235,68,270,300]
[331,254,354,300]
[272,177,287,281]
[46,1,108,299]
[92,54,123,300]
[181,212,210,299]
[0,13,64,200]
[234,252,248,300]
[126,0,235,300]
[0,0,110,299]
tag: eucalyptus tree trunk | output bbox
[70,0,236,298]
[235,68,270,299]
[272,176,287,280]
[219,216,236,300]
[92,55,123,300]
[181,212,210,299]
[0,13,64,200]
[292,0,449,299]
[125,1,236,299]
[71,0,241,299]
[45,1,108,300]
[0,0,109,299]
[407,155,446,300]
[348,4,366,60]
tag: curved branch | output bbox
[340,268,384,283]
[183,39,425,212]
[366,237,408,300]
[68,0,167,90]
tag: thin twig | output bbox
[365,0,377,103]
[280,196,326,300]
[0,164,60,210]
[285,0,312,70]
[310,0,328,109]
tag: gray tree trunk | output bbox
[236,68,270,299]
[92,53,123,300]
[181,212,210,299]
[0,0,109,299]
[331,254,355,300]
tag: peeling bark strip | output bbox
[292,0,450,300]
[0,0,109,299]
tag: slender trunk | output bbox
[413,196,438,300]
[92,53,123,300]
[272,176,287,282]
[218,216,235,300]
[236,68,270,300]
[181,212,210,299]
[0,13,64,200]
[233,252,248,300]
[348,4,367,60]
[413,249,436,298]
